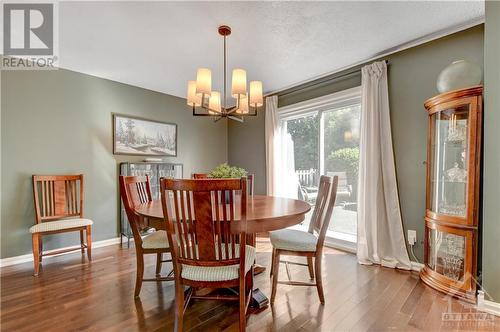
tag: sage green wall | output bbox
[1,68,227,258]
[385,26,484,262]
[228,26,484,262]
[482,1,500,302]
[227,111,266,195]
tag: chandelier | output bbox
[186,25,264,122]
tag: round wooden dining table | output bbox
[134,194,311,309]
[134,195,311,234]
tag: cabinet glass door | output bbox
[427,228,466,282]
[430,105,469,217]
[130,163,159,197]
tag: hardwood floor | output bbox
[1,239,499,331]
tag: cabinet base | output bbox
[420,266,476,303]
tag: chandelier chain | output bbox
[223,35,227,112]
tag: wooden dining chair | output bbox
[192,173,209,179]
[193,173,257,245]
[269,175,338,304]
[160,177,254,332]
[119,175,174,297]
[31,175,93,276]
[193,173,254,196]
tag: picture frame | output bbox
[112,113,177,157]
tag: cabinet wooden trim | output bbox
[422,219,477,302]
[424,85,483,109]
[420,86,482,303]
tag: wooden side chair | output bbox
[119,175,174,297]
[31,175,93,276]
[269,175,338,304]
[193,173,254,196]
[160,178,254,332]
[192,173,209,179]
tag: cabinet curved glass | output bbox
[420,86,482,303]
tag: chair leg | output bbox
[80,230,85,254]
[155,253,162,277]
[307,256,315,280]
[315,254,325,304]
[86,226,92,261]
[174,283,184,332]
[32,234,40,276]
[271,250,280,304]
[239,269,247,331]
[39,237,43,262]
[246,267,254,294]
[270,248,275,278]
[134,252,144,297]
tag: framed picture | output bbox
[113,114,177,156]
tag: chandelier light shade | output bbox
[187,25,264,122]
[249,81,264,107]
[187,80,201,107]
[195,68,212,96]
[208,91,221,114]
[237,95,249,114]
[231,69,247,97]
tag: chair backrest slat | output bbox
[178,191,189,259]
[119,175,153,245]
[185,191,196,258]
[247,174,254,196]
[308,175,339,249]
[33,175,84,223]
[161,178,247,267]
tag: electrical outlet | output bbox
[408,230,417,245]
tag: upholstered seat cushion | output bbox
[29,218,93,233]
[181,245,256,282]
[142,230,169,249]
[270,229,318,252]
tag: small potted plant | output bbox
[209,163,247,179]
[209,163,247,202]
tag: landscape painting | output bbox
[113,114,177,156]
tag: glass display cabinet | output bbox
[420,85,482,303]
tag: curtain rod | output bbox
[276,60,388,98]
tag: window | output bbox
[278,87,361,252]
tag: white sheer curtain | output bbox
[265,96,279,196]
[357,61,411,270]
[265,96,298,198]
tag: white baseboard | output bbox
[0,237,123,268]
[411,261,424,272]
[324,238,357,254]
[477,290,500,317]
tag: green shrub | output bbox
[209,163,247,178]
[326,147,359,179]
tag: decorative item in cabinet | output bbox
[420,85,482,303]
[119,162,183,247]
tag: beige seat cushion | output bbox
[181,245,256,282]
[142,230,169,249]
[29,218,93,233]
[270,229,317,252]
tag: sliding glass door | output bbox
[321,105,360,245]
[279,88,361,250]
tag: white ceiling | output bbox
[59,1,484,98]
